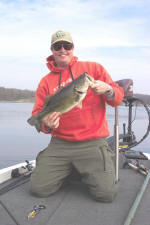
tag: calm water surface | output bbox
[0,102,150,169]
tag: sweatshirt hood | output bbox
[46,55,78,73]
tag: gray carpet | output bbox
[1,157,150,225]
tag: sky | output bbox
[0,0,150,94]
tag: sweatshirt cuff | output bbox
[105,89,114,100]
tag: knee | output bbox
[30,182,61,198]
[91,190,118,203]
[89,182,118,203]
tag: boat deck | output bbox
[0,154,150,225]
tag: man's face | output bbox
[51,41,74,68]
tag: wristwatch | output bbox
[105,84,112,94]
[105,85,114,98]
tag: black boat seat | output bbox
[115,79,133,98]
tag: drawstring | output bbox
[58,66,74,89]
[69,66,74,81]
[58,72,62,89]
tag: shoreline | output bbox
[0,99,35,103]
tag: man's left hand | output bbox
[91,80,113,95]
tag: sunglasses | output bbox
[52,43,73,51]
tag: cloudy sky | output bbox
[0,0,150,94]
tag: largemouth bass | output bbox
[27,72,94,132]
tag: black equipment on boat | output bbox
[11,160,33,178]
[111,78,150,182]
[115,79,150,151]
[0,160,34,196]
[120,97,150,150]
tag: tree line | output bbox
[0,87,35,102]
[0,86,150,105]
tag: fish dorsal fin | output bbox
[43,95,53,108]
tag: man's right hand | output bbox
[42,112,61,129]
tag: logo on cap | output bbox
[56,31,67,38]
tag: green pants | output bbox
[30,137,118,202]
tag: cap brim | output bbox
[51,38,73,45]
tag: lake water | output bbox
[0,102,150,169]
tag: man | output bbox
[30,30,124,202]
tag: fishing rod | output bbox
[123,170,150,225]
[114,106,119,182]
[114,79,133,182]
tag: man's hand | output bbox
[91,80,113,96]
[42,112,61,129]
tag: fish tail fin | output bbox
[27,114,41,133]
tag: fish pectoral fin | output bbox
[76,102,82,109]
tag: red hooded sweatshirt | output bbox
[32,56,124,141]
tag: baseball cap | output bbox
[51,30,73,45]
